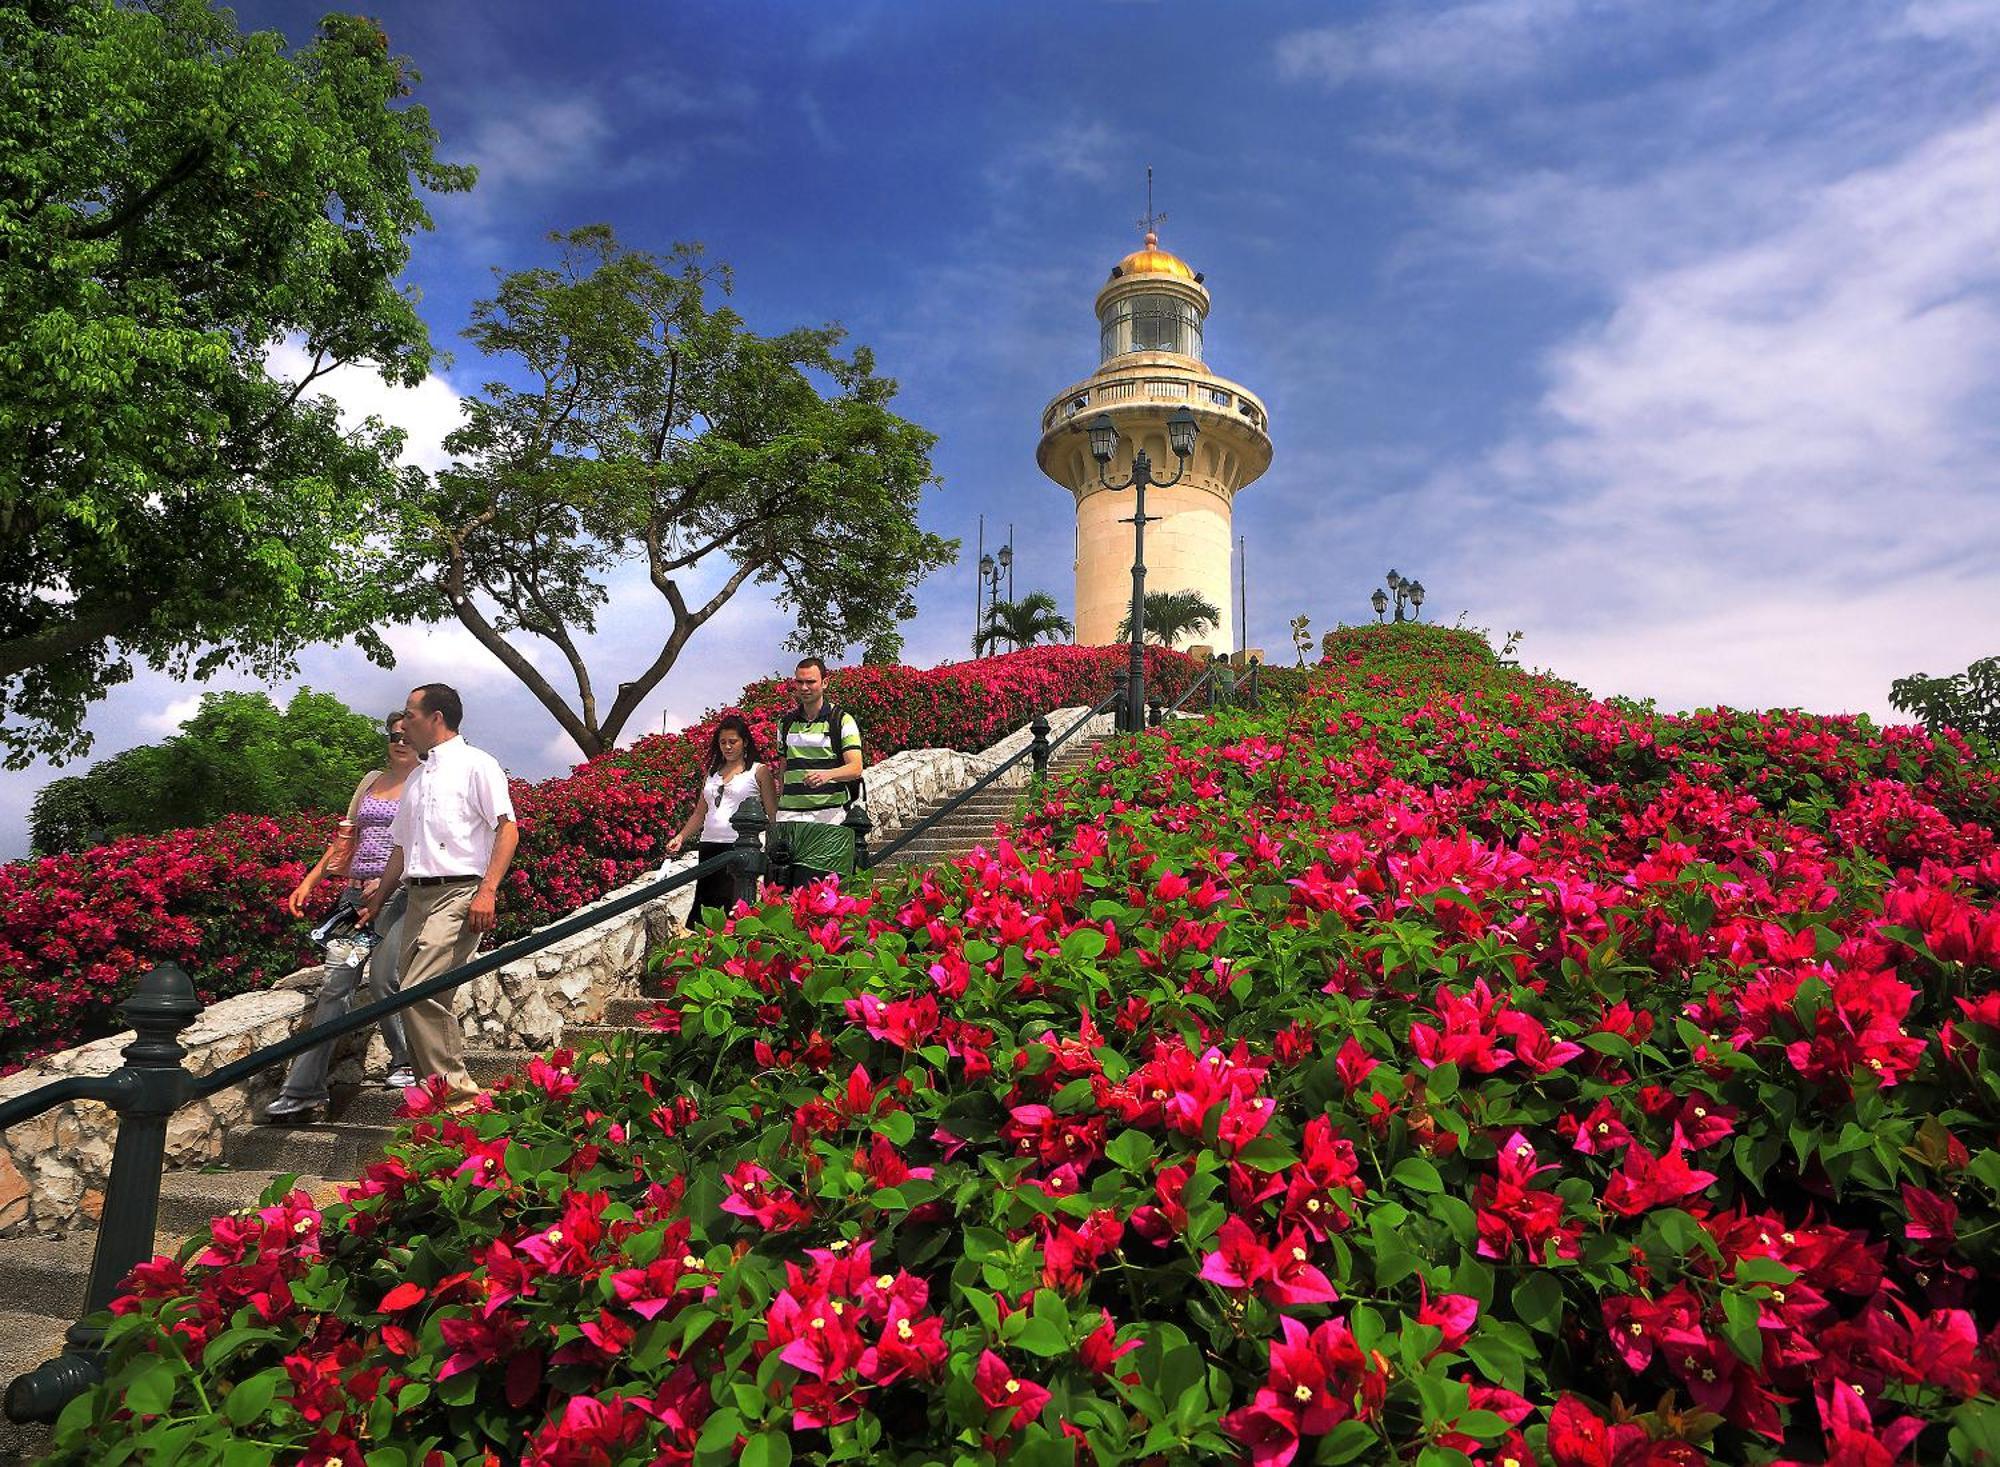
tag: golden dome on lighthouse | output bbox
[1111,231,1197,282]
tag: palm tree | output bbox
[976,591,1075,655]
[1116,589,1221,647]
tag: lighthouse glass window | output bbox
[1100,294,1202,361]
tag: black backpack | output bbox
[778,700,866,806]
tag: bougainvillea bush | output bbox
[0,646,1194,1067]
[47,626,2000,1464]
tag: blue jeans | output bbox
[277,886,410,1103]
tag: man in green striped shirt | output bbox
[775,656,864,826]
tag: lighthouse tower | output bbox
[1036,227,1272,651]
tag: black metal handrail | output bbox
[866,688,1124,869]
[1167,658,1263,718]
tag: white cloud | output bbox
[983,119,1119,199]
[264,339,464,474]
[1388,108,2000,714]
[1898,0,2000,42]
[1276,0,1606,92]
[138,693,203,736]
[463,97,616,190]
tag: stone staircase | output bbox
[0,732,1105,1461]
[866,733,1102,871]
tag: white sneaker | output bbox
[264,1094,323,1119]
[385,1067,418,1089]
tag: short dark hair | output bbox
[794,656,828,678]
[412,683,463,731]
[384,709,407,731]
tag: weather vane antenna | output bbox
[1137,165,1166,243]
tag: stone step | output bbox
[225,1119,396,1177]
[0,1232,176,1324]
[558,1022,635,1049]
[603,995,674,1028]
[156,1168,341,1239]
[321,1084,412,1127]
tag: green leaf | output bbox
[1105,1129,1157,1172]
[123,1359,176,1418]
[740,1430,792,1467]
[1392,1157,1444,1193]
[1721,1294,1764,1367]
[1062,927,1107,961]
[1013,1318,1068,1357]
[877,1109,916,1146]
[1510,1271,1564,1335]
[1317,1420,1382,1463]
[222,1367,280,1427]
[1235,1137,1300,1172]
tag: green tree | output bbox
[0,0,473,768]
[976,591,1074,655]
[28,688,388,853]
[1890,656,1999,745]
[391,226,955,759]
[1117,589,1222,647]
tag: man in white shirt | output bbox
[357,683,518,1110]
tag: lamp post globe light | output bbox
[1372,569,1426,623]
[1085,405,1199,730]
[978,544,1013,655]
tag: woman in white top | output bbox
[665,714,779,925]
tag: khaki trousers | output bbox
[399,882,481,1100]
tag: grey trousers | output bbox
[277,887,411,1103]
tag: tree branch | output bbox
[601,556,761,742]
[439,543,601,758]
[0,598,146,681]
[69,144,212,242]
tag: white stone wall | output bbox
[0,709,1082,1237]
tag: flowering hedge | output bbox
[46,626,2000,1463]
[0,645,1196,1067]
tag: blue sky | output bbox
[5,0,1999,858]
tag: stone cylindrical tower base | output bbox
[1074,478,1235,650]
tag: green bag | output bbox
[776,820,856,881]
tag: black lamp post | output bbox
[978,544,1012,655]
[1084,406,1200,731]
[1372,568,1425,623]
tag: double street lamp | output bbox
[1371,568,1425,623]
[978,543,1012,655]
[1084,406,1200,732]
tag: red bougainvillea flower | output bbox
[972,1349,1050,1433]
[1600,1140,1719,1217]
[717,1161,810,1231]
[1199,1217,1341,1306]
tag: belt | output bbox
[407,875,480,888]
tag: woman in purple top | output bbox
[267,710,420,1119]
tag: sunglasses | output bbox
[387,732,408,744]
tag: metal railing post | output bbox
[1028,713,1051,781]
[1111,669,1130,733]
[842,802,874,872]
[729,803,769,908]
[1147,696,1164,728]
[7,962,200,1423]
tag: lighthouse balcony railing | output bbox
[1040,371,1270,437]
